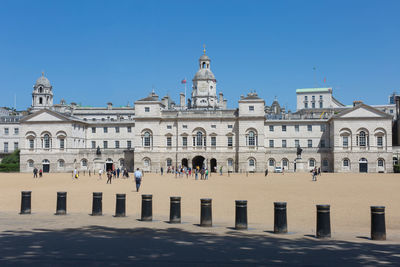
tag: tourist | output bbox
[312,167,317,181]
[282,167,285,175]
[33,167,38,178]
[195,168,198,180]
[205,168,209,180]
[98,169,103,179]
[265,168,268,176]
[219,166,223,176]
[200,168,205,180]
[73,168,78,179]
[106,170,112,184]
[134,168,143,192]
[160,167,163,175]
[39,169,43,177]
[318,167,321,176]
[117,168,120,178]
[89,169,91,176]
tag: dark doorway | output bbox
[43,163,50,173]
[359,158,368,173]
[192,156,205,170]
[210,158,217,172]
[182,158,188,168]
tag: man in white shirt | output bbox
[134,168,143,192]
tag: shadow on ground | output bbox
[0,226,399,266]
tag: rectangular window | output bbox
[269,125,274,132]
[167,137,172,147]
[228,125,233,129]
[182,136,187,147]
[282,125,286,132]
[127,126,132,133]
[211,136,216,147]
[183,125,188,129]
[308,139,312,148]
[249,105,254,111]
[269,140,274,148]
[4,128,9,135]
[91,141,96,149]
[304,96,308,101]
[14,128,19,135]
[60,139,65,149]
[304,102,308,108]
[343,136,349,147]
[319,102,323,108]
[145,107,150,112]
[4,142,8,152]
[228,136,233,147]
[211,125,216,128]
[29,139,34,149]
[307,125,312,131]
[282,140,287,148]
[103,141,108,149]
[320,140,325,148]
[377,136,383,147]
[320,125,325,132]
[295,139,299,147]
[103,127,108,133]
[312,95,315,101]
[114,141,119,148]
[115,127,120,133]
[127,141,132,149]
[312,102,315,108]
[295,125,299,132]
[319,95,323,100]
[14,142,18,150]
[167,125,172,129]
[92,127,96,133]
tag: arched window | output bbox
[249,159,255,167]
[309,159,315,167]
[227,158,233,166]
[378,158,384,167]
[27,160,34,168]
[81,159,87,167]
[359,131,366,147]
[143,132,151,147]
[44,134,50,149]
[247,131,256,146]
[39,97,43,104]
[282,159,288,167]
[144,158,150,167]
[343,158,350,167]
[196,131,203,146]
[269,159,275,167]
[166,158,172,166]
[202,62,206,68]
[58,160,65,168]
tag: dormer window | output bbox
[145,107,150,112]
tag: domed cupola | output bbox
[191,46,218,109]
[31,72,54,112]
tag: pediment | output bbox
[21,109,71,123]
[336,104,391,119]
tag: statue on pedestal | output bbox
[96,146,101,155]
[296,145,303,159]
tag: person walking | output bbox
[39,169,43,177]
[134,168,143,192]
[117,168,120,178]
[318,167,321,176]
[98,169,103,180]
[195,168,198,180]
[160,167,163,175]
[33,167,38,178]
[73,168,78,179]
[205,168,209,180]
[219,166,223,176]
[106,170,112,184]
[312,167,317,181]
[265,168,268,177]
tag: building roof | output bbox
[35,73,51,88]
[296,88,331,93]
[137,91,159,102]
[193,69,215,80]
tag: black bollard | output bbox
[141,194,153,221]
[55,192,67,215]
[115,194,126,217]
[20,191,32,214]
[316,204,331,238]
[371,206,386,240]
[200,198,212,227]
[169,196,181,223]
[274,202,287,234]
[235,200,248,230]
[91,192,102,216]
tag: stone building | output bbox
[0,50,396,173]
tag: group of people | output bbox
[311,167,321,181]
[163,165,214,180]
[98,167,130,180]
[32,167,43,178]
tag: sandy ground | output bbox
[0,172,399,266]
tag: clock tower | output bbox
[191,47,218,109]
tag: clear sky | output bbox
[0,0,399,111]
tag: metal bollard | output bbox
[235,200,248,230]
[274,202,287,234]
[115,194,126,217]
[20,191,32,214]
[316,205,331,238]
[169,196,181,223]
[200,198,212,227]
[55,192,67,215]
[141,194,153,221]
[91,192,103,216]
[371,206,386,240]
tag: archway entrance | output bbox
[106,158,113,172]
[359,158,368,173]
[192,156,205,170]
[42,159,50,173]
[210,158,217,172]
[182,158,188,168]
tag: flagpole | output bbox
[184,77,187,107]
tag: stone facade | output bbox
[0,51,396,173]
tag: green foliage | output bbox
[0,150,20,172]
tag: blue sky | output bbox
[0,0,399,111]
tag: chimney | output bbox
[107,102,113,110]
[161,96,169,108]
[353,100,363,107]
[180,93,185,108]
[70,102,77,109]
